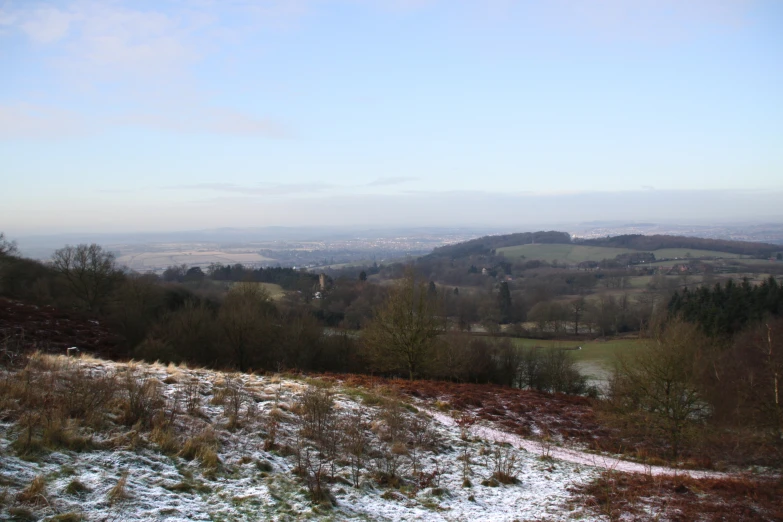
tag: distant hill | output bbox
[425,231,571,259]
[423,231,780,262]
[575,234,779,258]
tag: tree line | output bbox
[578,234,779,258]
[606,278,783,465]
[0,239,587,394]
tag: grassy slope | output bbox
[0,354,604,521]
[496,244,746,263]
[497,244,635,263]
[228,281,286,300]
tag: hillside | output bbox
[424,231,780,263]
[1,354,780,521]
[495,244,746,263]
[425,231,572,259]
[577,234,780,258]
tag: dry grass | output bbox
[332,373,601,443]
[150,424,179,455]
[47,513,85,522]
[118,369,164,427]
[107,472,129,505]
[64,479,90,496]
[179,428,221,470]
[16,475,47,505]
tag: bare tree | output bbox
[364,269,445,380]
[570,296,587,335]
[219,283,276,372]
[610,319,708,458]
[0,232,18,257]
[51,243,120,312]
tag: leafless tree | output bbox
[364,269,445,380]
[0,232,18,257]
[610,319,708,458]
[219,283,276,371]
[51,243,120,312]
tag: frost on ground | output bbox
[0,354,753,522]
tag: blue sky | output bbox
[1,0,781,234]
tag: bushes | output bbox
[572,471,783,521]
[432,333,588,394]
[118,368,164,427]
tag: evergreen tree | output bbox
[497,282,512,323]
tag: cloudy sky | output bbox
[1,0,781,234]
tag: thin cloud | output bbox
[19,5,79,44]
[532,0,754,44]
[365,176,418,187]
[0,103,288,140]
[118,109,289,138]
[162,182,336,196]
[0,103,93,140]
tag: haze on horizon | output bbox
[1,0,782,235]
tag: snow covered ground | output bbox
[0,355,715,521]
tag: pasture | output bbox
[496,243,747,264]
[228,281,286,300]
[511,336,645,385]
[651,248,743,259]
[116,249,275,272]
[512,337,644,365]
[496,244,635,263]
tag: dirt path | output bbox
[426,409,732,479]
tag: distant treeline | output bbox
[668,276,783,337]
[577,234,779,258]
[424,231,571,259]
[423,231,779,262]
[205,264,323,290]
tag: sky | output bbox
[1,0,782,234]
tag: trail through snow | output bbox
[426,409,731,479]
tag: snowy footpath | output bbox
[426,409,731,480]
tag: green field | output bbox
[496,244,636,263]
[496,243,745,264]
[228,281,286,300]
[512,337,643,364]
[651,248,742,259]
[509,336,646,383]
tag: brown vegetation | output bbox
[333,373,603,443]
[571,471,783,521]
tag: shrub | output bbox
[490,445,519,484]
[297,385,335,443]
[118,369,164,427]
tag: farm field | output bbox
[496,244,748,264]
[257,282,285,300]
[651,248,743,259]
[116,250,275,272]
[228,281,286,300]
[496,244,635,263]
[510,337,645,387]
